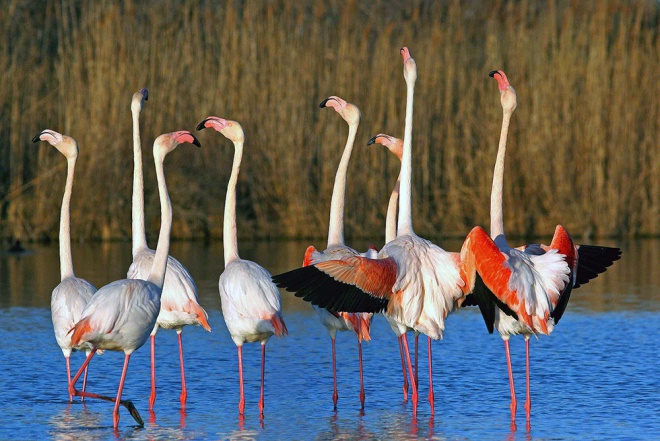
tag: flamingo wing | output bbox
[574,245,622,289]
[272,256,396,313]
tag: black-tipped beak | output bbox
[141,88,149,101]
[319,97,331,108]
[489,70,499,78]
[31,132,42,143]
[191,134,202,147]
[367,135,379,146]
[196,119,209,131]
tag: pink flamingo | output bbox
[68,131,201,429]
[459,70,621,425]
[126,89,210,412]
[33,130,97,402]
[197,116,287,418]
[367,133,418,401]
[303,96,374,411]
[274,48,470,417]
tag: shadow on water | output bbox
[0,239,658,440]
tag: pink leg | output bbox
[259,343,266,418]
[238,345,245,415]
[149,335,156,411]
[525,338,531,422]
[69,349,97,397]
[397,336,409,402]
[427,337,434,416]
[401,334,418,417]
[81,363,89,403]
[358,338,365,410]
[65,357,73,402]
[112,354,131,429]
[178,332,187,410]
[332,337,338,410]
[414,332,419,386]
[504,340,517,422]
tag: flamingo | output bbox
[300,96,374,411]
[196,116,288,418]
[33,130,97,402]
[459,70,621,425]
[367,133,416,401]
[274,48,469,417]
[126,88,210,412]
[67,131,201,429]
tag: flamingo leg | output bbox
[332,337,338,410]
[81,363,89,403]
[149,334,156,411]
[65,356,73,402]
[524,338,531,422]
[178,331,187,410]
[401,333,418,417]
[69,348,97,397]
[397,335,409,402]
[414,332,419,386]
[358,338,365,410]
[238,345,245,415]
[504,339,517,422]
[112,354,131,429]
[427,337,434,416]
[259,343,266,418]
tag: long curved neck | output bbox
[490,111,512,247]
[59,157,76,280]
[131,108,148,256]
[224,140,243,266]
[146,151,172,289]
[397,79,416,236]
[327,122,358,248]
[385,173,401,243]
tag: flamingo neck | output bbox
[385,173,401,243]
[131,108,148,256]
[59,157,76,280]
[146,150,172,289]
[327,122,358,248]
[397,79,416,237]
[224,140,243,266]
[490,111,512,248]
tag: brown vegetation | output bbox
[0,0,658,244]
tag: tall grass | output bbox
[1,0,658,244]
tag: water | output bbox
[0,239,658,440]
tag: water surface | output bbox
[0,239,657,440]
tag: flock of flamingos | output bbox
[40,47,621,430]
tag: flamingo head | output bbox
[320,96,361,126]
[401,47,417,84]
[154,130,201,159]
[196,116,245,143]
[367,133,403,160]
[489,70,517,114]
[32,129,78,159]
[131,88,149,114]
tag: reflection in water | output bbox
[48,405,104,441]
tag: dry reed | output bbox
[0,0,658,245]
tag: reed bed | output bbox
[0,0,658,244]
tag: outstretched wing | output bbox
[574,245,622,288]
[272,256,397,313]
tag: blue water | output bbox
[0,240,658,440]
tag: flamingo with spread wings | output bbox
[459,70,621,425]
[273,48,470,417]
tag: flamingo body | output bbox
[52,277,96,356]
[219,259,287,346]
[128,251,209,331]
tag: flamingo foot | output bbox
[359,389,365,411]
[238,397,245,416]
[510,397,517,422]
[113,409,120,429]
[428,390,435,416]
[332,390,338,411]
[180,390,187,411]
[524,399,531,421]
